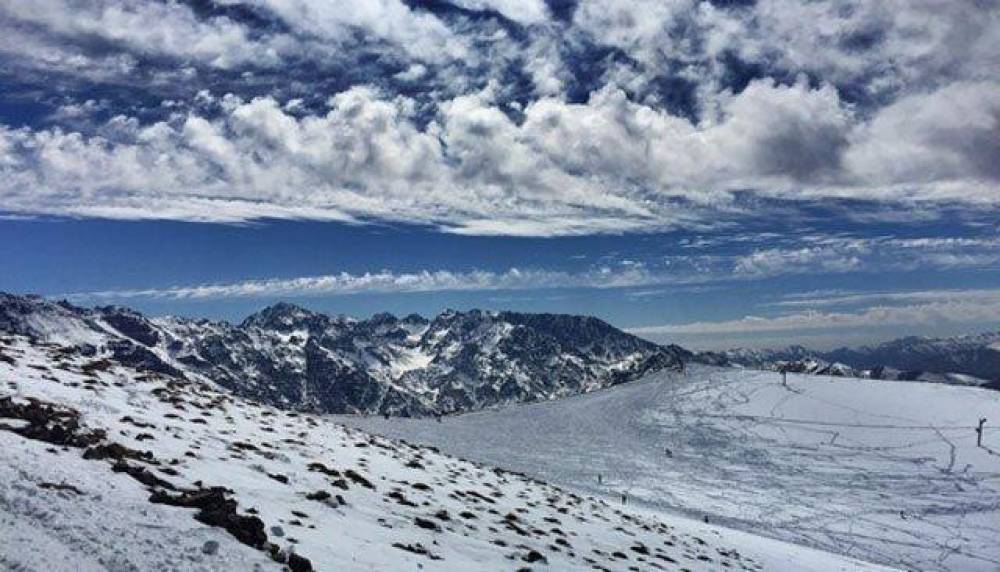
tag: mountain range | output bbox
[0,293,683,415]
[702,332,1000,388]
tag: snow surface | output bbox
[339,365,1000,571]
[0,336,885,571]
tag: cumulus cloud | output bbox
[845,81,1000,187]
[4,75,997,235]
[246,0,467,63]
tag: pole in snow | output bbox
[977,418,987,448]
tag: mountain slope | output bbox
[341,365,1000,572]
[0,293,682,415]
[0,333,885,571]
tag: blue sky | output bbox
[1,0,998,349]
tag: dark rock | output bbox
[414,516,441,531]
[344,469,375,490]
[287,552,313,572]
[149,487,267,548]
[201,540,220,555]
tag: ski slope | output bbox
[339,365,1000,571]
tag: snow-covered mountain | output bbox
[704,333,1000,388]
[3,330,887,571]
[0,293,683,415]
[825,332,1000,384]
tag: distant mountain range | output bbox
[700,332,1000,388]
[0,293,683,415]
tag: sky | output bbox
[1,0,998,350]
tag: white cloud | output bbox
[845,81,1000,187]
[246,0,467,63]
[446,0,550,25]
[572,0,691,65]
[630,298,1000,336]
[772,287,1000,309]
[68,265,674,300]
[733,246,865,278]
[731,236,1000,279]
[0,0,286,69]
[579,0,998,101]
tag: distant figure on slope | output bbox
[621,492,628,505]
[597,474,602,485]
[976,418,987,447]
[664,448,673,458]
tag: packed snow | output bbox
[340,365,1000,571]
[0,335,886,571]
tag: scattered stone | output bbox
[287,551,313,572]
[201,540,220,555]
[267,472,289,484]
[82,442,152,462]
[305,490,331,501]
[37,481,83,495]
[344,469,375,490]
[523,549,547,564]
[112,460,175,489]
[415,516,442,532]
[392,542,442,560]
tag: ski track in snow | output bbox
[340,365,1000,572]
[0,336,887,571]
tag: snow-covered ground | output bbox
[0,335,886,571]
[339,365,1000,572]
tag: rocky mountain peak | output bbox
[240,301,328,332]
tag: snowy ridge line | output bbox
[2,333,878,571]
